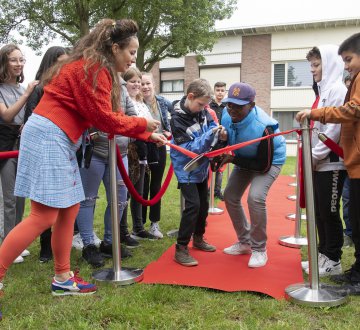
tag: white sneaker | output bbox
[21,249,30,257]
[72,233,84,250]
[223,242,251,255]
[149,222,163,239]
[13,255,24,264]
[93,231,101,248]
[248,250,268,268]
[301,253,326,270]
[306,256,343,277]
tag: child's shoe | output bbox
[192,235,216,252]
[52,270,97,296]
[174,244,198,266]
[248,250,268,268]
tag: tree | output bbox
[0,0,236,71]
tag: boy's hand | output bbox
[296,109,311,123]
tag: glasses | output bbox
[227,102,246,111]
[8,58,26,64]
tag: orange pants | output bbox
[0,200,79,281]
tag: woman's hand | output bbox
[146,118,160,132]
[150,132,167,146]
[296,109,311,123]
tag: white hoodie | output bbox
[311,44,347,172]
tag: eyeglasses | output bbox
[8,58,26,64]
[227,102,246,111]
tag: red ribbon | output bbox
[0,150,19,159]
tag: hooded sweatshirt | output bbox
[311,44,347,172]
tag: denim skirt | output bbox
[15,114,84,208]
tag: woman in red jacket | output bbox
[0,18,166,304]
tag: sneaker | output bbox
[318,258,342,277]
[21,249,30,257]
[223,242,251,255]
[331,267,360,284]
[214,193,224,201]
[329,281,360,296]
[301,253,326,270]
[192,235,216,252]
[99,241,132,259]
[93,232,102,248]
[82,244,105,268]
[72,233,84,250]
[343,234,353,248]
[122,234,140,249]
[13,255,24,264]
[131,230,158,241]
[149,222,164,239]
[52,270,97,296]
[174,244,198,267]
[248,250,268,268]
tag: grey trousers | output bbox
[0,157,25,241]
[224,165,281,251]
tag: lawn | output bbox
[2,156,359,329]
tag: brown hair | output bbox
[186,78,212,98]
[43,18,138,112]
[306,47,321,61]
[0,44,25,83]
[122,67,143,102]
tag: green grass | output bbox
[2,156,359,329]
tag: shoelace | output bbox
[70,270,87,285]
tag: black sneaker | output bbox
[131,230,158,241]
[122,234,140,249]
[82,244,105,268]
[99,241,132,259]
[39,251,53,263]
[214,193,224,201]
[331,267,360,284]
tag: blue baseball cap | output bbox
[222,82,256,106]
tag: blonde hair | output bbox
[43,18,138,112]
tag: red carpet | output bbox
[142,175,304,299]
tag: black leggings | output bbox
[142,145,167,223]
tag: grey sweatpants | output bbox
[0,157,25,242]
[224,165,281,251]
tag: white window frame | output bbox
[272,61,312,89]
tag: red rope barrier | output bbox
[0,150,19,159]
[318,133,344,159]
[115,145,174,206]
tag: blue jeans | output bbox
[76,154,128,246]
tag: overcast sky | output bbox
[19,0,360,84]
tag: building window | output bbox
[161,80,184,93]
[272,111,300,140]
[273,61,312,88]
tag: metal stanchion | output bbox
[279,137,307,248]
[208,169,224,215]
[167,192,183,237]
[285,121,348,307]
[286,135,306,221]
[287,195,297,201]
[93,137,143,285]
[289,182,297,187]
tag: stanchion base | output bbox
[285,282,348,307]
[287,195,297,201]
[92,267,143,285]
[167,229,179,237]
[278,235,308,248]
[288,182,297,187]
[285,213,307,221]
[208,207,224,215]
[290,174,296,178]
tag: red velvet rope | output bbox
[318,133,344,158]
[298,137,306,209]
[115,144,174,206]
